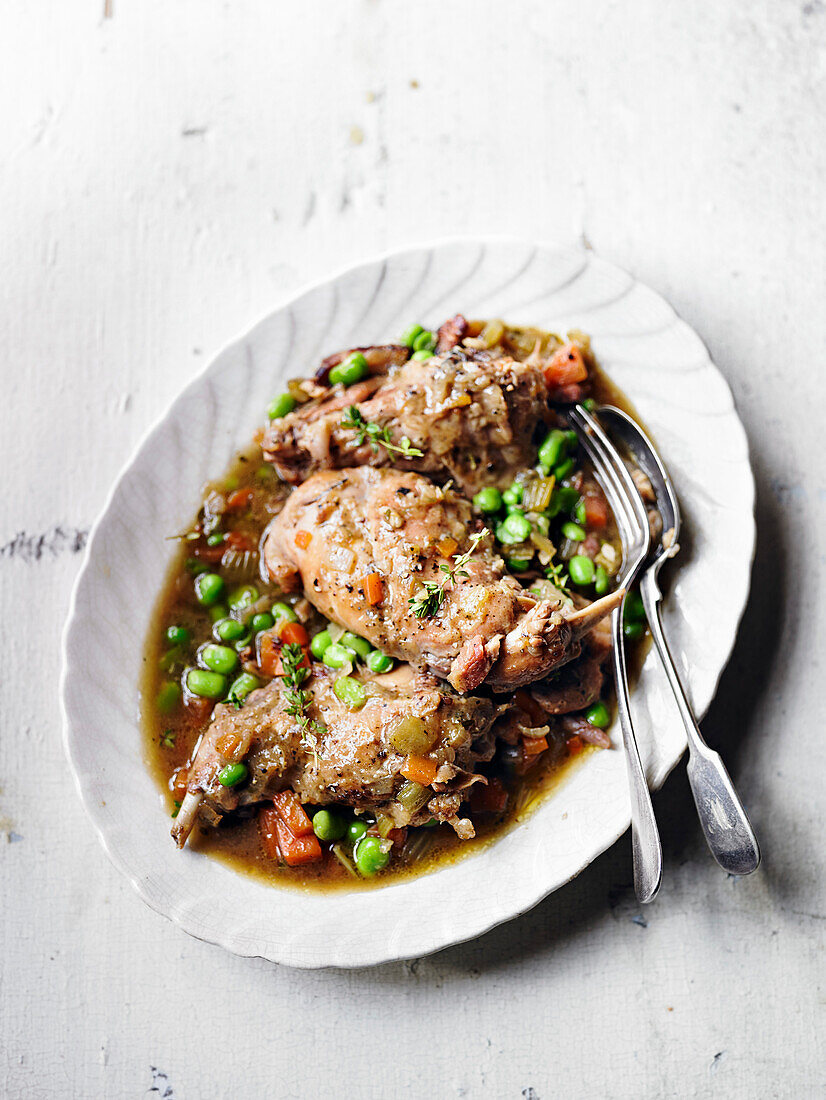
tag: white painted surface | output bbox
[1,1,823,1096]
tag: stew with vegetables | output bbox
[142,315,652,889]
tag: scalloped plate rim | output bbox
[60,235,756,968]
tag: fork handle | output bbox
[611,605,663,903]
[639,571,761,875]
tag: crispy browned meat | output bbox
[262,467,621,693]
[263,347,555,496]
[171,663,501,846]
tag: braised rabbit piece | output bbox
[263,318,593,496]
[262,467,621,693]
[172,662,502,848]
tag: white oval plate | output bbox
[61,239,755,968]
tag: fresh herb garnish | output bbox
[409,529,489,619]
[171,799,182,819]
[161,729,176,749]
[280,642,326,765]
[544,559,571,595]
[341,406,423,459]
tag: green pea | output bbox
[226,672,260,706]
[310,629,333,660]
[574,499,587,525]
[502,484,523,510]
[538,429,565,472]
[400,323,424,348]
[554,457,575,481]
[411,350,433,361]
[200,644,239,675]
[206,532,225,547]
[624,621,645,641]
[473,487,503,514]
[267,393,297,420]
[412,330,436,352]
[233,629,253,652]
[323,643,354,669]
[624,590,646,623]
[585,701,611,729]
[561,521,586,542]
[333,675,366,710]
[194,572,225,607]
[207,603,229,623]
[184,557,202,574]
[366,650,393,673]
[347,819,368,844]
[186,668,228,699]
[165,625,190,647]
[354,836,390,876]
[251,612,275,633]
[329,352,369,386]
[582,398,597,411]
[506,556,533,572]
[156,681,181,714]
[501,511,531,543]
[555,486,580,514]
[271,601,298,624]
[568,555,595,586]
[214,617,247,642]
[159,647,182,673]
[340,632,371,658]
[565,429,579,450]
[228,584,259,611]
[218,762,248,787]
[312,809,347,842]
[594,565,609,596]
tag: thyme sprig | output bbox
[544,559,571,596]
[341,405,423,459]
[409,529,489,619]
[280,642,325,765]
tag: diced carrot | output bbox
[543,343,588,388]
[279,620,309,647]
[364,571,384,606]
[258,631,281,677]
[452,393,472,408]
[184,693,213,720]
[170,768,189,800]
[274,817,322,866]
[226,488,253,512]
[258,806,281,859]
[522,734,548,756]
[295,530,312,549]
[401,754,439,785]
[216,733,242,759]
[225,530,254,552]
[437,536,458,558]
[273,790,315,836]
[584,493,609,528]
[469,778,508,814]
[566,734,585,756]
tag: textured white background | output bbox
[2,1,824,1097]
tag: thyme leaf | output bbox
[341,406,423,459]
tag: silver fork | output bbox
[599,405,761,875]
[567,405,663,903]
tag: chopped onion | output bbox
[328,544,355,573]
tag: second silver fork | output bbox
[568,405,663,903]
